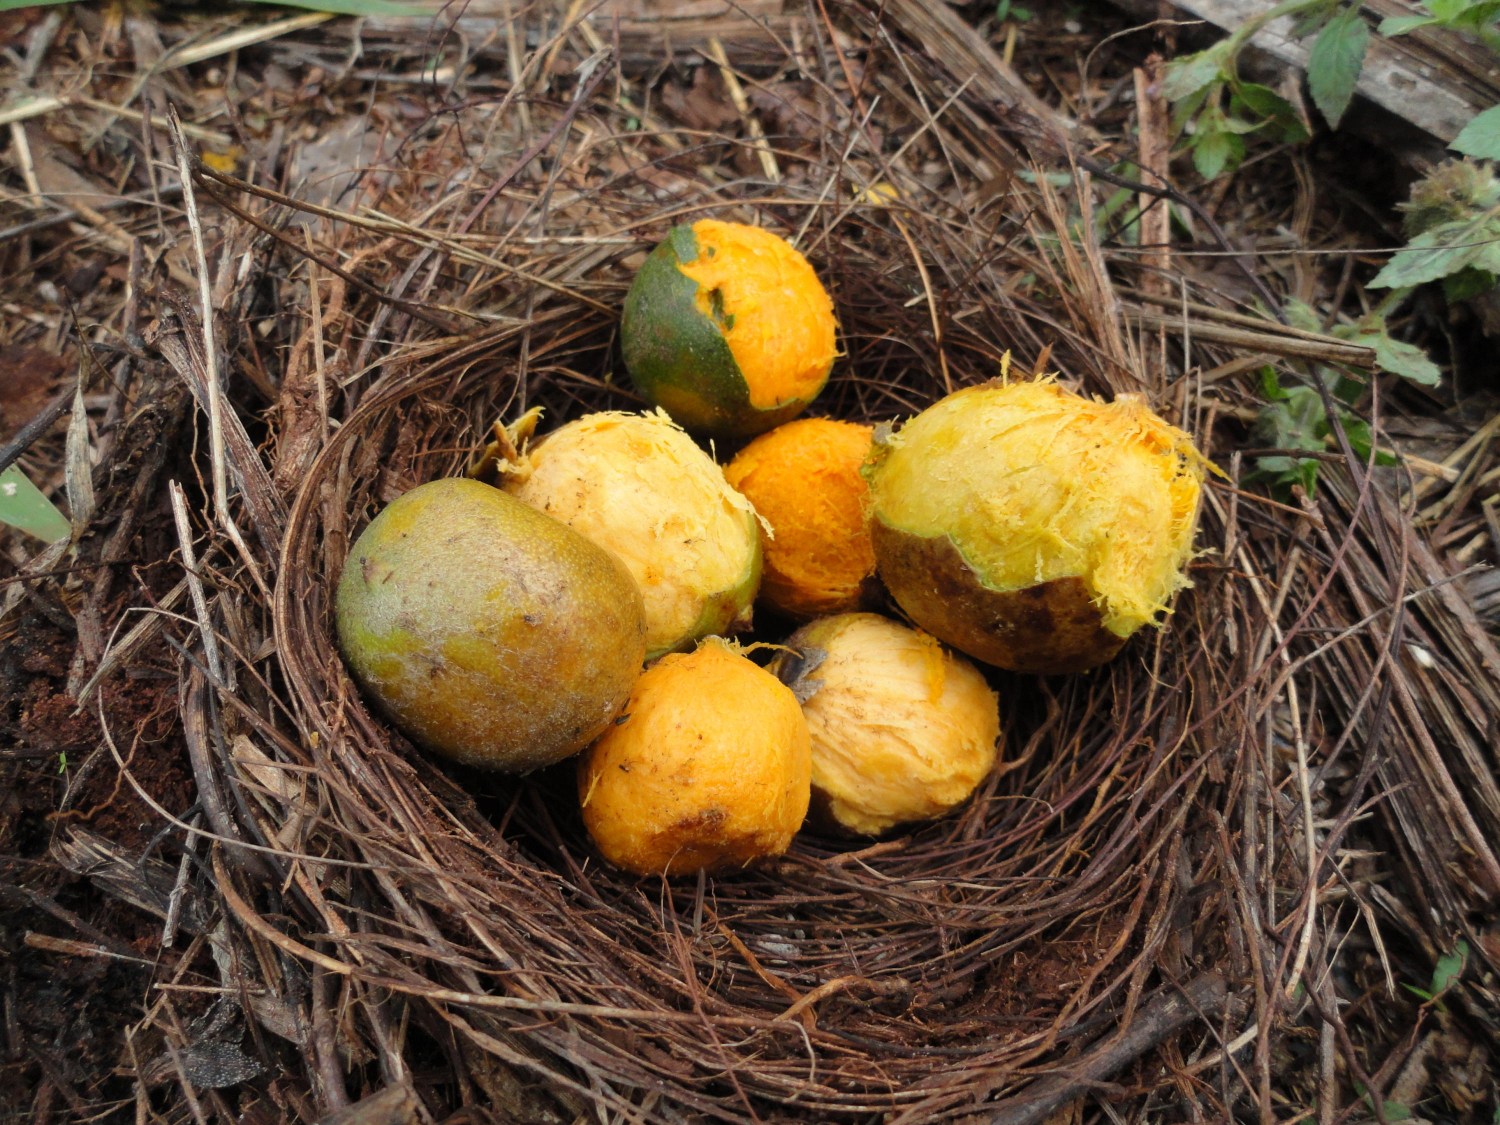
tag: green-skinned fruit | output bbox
[620,220,837,439]
[334,478,647,772]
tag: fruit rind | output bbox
[868,521,1126,674]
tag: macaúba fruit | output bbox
[865,378,1205,674]
[620,220,837,438]
[723,417,877,619]
[334,478,647,773]
[500,410,763,660]
[772,613,999,836]
[578,638,811,876]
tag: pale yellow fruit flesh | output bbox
[786,614,999,835]
[504,410,762,659]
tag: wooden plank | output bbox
[1134,0,1500,143]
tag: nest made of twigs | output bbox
[100,2,1499,1121]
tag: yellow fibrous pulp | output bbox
[870,379,1205,638]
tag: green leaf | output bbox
[1193,129,1244,180]
[1162,43,1232,102]
[1341,418,1399,464]
[1344,319,1443,385]
[1255,385,1328,454]
[1443,265,1498,301]
[1308,8,1370,128]
[1379,13,1440,35]
[1283,297,1324,334]
[0,465,71,543]
[1451,104,1500,160]
[1232,83,1310,142]
[1260,366,1287,400]
[1290,0,1344,39]
[1170,85,1213,137]
[1368,217,1498,288]
[1432,940,1469,993]
[1427,0,1466,20]
[1254,454,1321,496]
[1372,335,1443,385]
[1456,0,1500,28]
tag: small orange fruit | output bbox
[578,638,811,876]
[723,417,876,619]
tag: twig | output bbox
[168,105,272,597]
[980,975,1234,1125]
[0,385,72,477]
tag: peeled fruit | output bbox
[578,638,812,876]
[620,220,837,438]
[723,417,877,619]
[501,410,763,660]
[865,379,1205,674]
[334,478,647,772]
[772,614,999,836]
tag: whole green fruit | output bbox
[334,478,647,772]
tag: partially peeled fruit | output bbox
[499,409,763,660]
[578,638,811,876]
[722,417,877,619]
[621,220,837,438]
[865,378,1206,674]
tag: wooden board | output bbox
[1124,0,1500,144]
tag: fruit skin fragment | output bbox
[621,220,837,439]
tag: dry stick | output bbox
[1133,56,1172,391]
[706,36,779,183]
[0,385,72,476]
[1123,310,1375,367]
[168,107,271,600]
[0,183,184,245]
[982,975,1233,1125]
[454,54,610,238]
[197,181,459,332]
[169,481,223,686]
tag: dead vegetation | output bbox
[2,1,1498,1121]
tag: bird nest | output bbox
[69,2,1495,1121]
